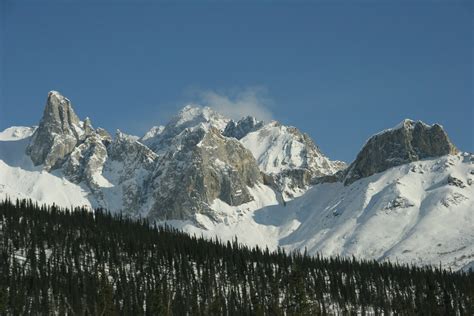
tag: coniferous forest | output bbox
[0,199,472,315]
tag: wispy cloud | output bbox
[193,87,273,121]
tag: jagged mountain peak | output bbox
[114,129,139,142]
[172,105,229,130]
[109,130,157,164]
[142,105,229,152]
[223,116,265,140]
[345,119,458,185]
[47,90,69,104]
[396,118,422,128]
[373,118,432,137]
[43,90,80,126]
[148,123,263,221]
[26,91,85,170]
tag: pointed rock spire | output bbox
[83,117,94,136]
[27,91,85,170]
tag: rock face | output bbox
[344,119,458,185]
[223,116,264,140]
[447,175,466,188]
[63,133,108,185]
[105,131,158,214]
[148,126,262,220]
[240,121,346,198]
[108,130,157,166]
[141,106,263,220]
[27,91,86,170]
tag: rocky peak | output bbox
[95,128,112,145]
[168,105,229,134]
[344,119,458,185]
[148,125,262,220]
[109,130,157,164]
[42,91,82,132]
[143,105,229,152]
[27,91,85,170]
[223,116,265,140]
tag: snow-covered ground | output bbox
[253,153,474,270]
[0,126,37,141]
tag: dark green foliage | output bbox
[0,199,472,315]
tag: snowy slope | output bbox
[239,121,345,198]
[164,183,282,249]
[0,127,92,208]
[0,126,37,141]
[181,153,473,271]
[240,121,342,175]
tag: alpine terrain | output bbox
[0,91,472,271]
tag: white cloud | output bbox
[195,87,273,121]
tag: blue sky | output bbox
[1,0,472,162]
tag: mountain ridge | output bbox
[0,90,471,271]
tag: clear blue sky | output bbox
[1,0,472,162]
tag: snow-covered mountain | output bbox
[238,120,346,198]
[254,153,473,271]
[0,91,472,271]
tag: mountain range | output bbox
[0,91,472,271]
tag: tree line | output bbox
[0,198,472,315]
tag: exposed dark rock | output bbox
[447,175,466,188]
[384,196,415,210]
[148,127,262,220]
[344,119,458,185]
[223,116,264,140]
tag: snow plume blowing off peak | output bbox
[194,87,273,122]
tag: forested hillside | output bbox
[0,199,472,315]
